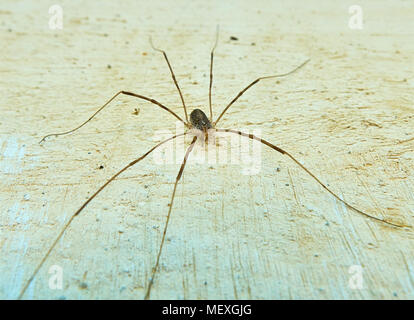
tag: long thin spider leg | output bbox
[18,133,186,299]
[216,128,410,228]
[39,91,186,143]
[149,36,189,123]
[214,59,310,125]
[208,25,220,122]
[144,136,198,300]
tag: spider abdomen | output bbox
[190,109,212,130]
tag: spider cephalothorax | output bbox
[190,108,213,130]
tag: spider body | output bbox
[189,108,213,143]
[190,108,213,130]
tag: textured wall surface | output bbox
[1,0,413,299]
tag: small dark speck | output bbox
[251,42,256,46]
[325,221,330,226]
[204,281,208,285]
[88,152,91,154]
[393,292,398,297]
[285,183,289,186]
[107,64,111,69]
[276,167,281,172]
[144,185,149,189]
[99,165,104,169]
[103,33,108,37]
[79,282,88,289]
[230,36,238,41]
[8,28,12,32]
[314,254,319,257]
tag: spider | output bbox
[19,30,408,300]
